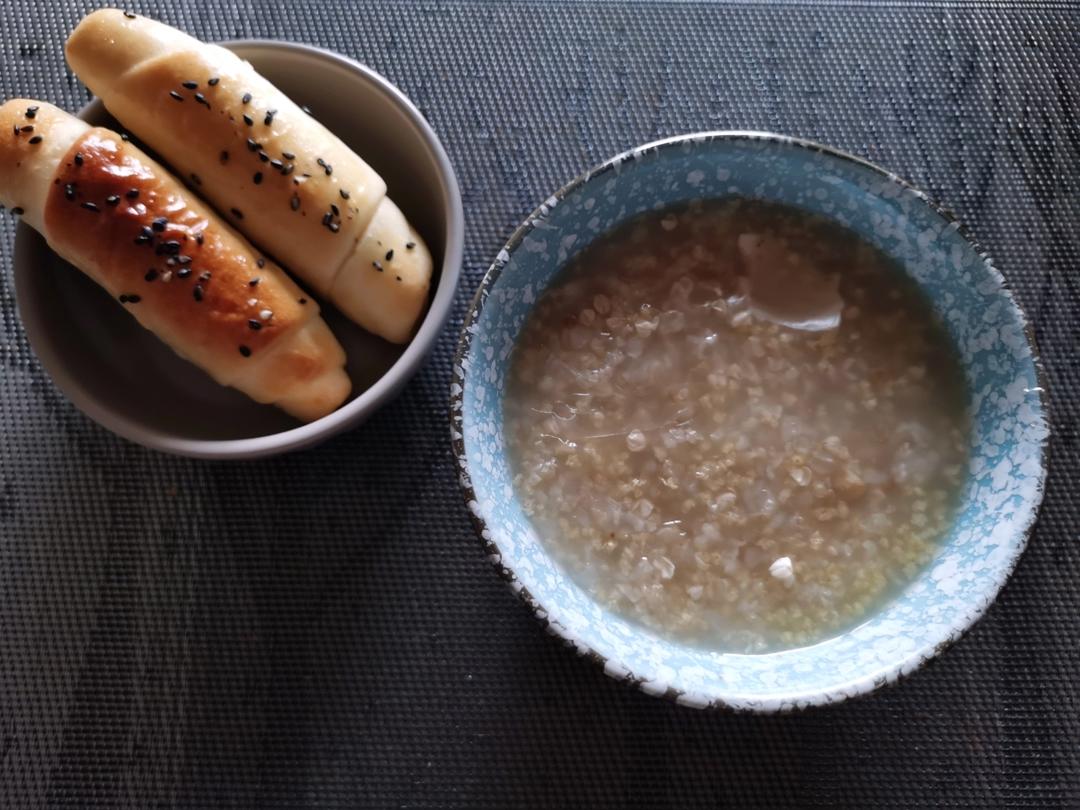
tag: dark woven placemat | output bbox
[1,1,1078,807]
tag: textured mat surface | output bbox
[1,1,1079,807]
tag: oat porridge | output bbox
[503,199,971,653]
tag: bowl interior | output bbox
[15,42,451,445]
[455,134,1048,710]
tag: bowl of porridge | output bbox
[452,133,1048,711]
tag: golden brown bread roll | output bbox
[0,99,350,422]
[66,8,434,344]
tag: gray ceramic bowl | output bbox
[14,41,463,459]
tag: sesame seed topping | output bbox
[169,90,184,102]
[257,151,269,163]
[373,260,383,271]
[195,233,204,246]
[248,319,262,330]
[120,133,130,141]
[199,271,211,282]
[165,256,178,267]
[81,201,99,212]
[290,195,300,211]
[330,203,340,217]
[242,114,253,126]
[64,184,75,201]
[246,298,257,306]
[161,270,172,282]
[385,249,394,261]
[329,222,340,233]
[126,188,139,199]
[248,277,260,287]
[405,241,416,250]
[176,255,193,265]
[231,208,243,219]
[193,285,204,301]
[220,150,229,163]
[239,345,252,357]
[74,153,83,166]
[152,217,167,232]
[298,297,307,304]
[282,151,295,160]
[177,267,192,279]
[301,105,312,115]
[194,92,209,107]
[19,125,33,133]
[163,240,181,255]
[10,207,23,216]
[123,10,136,18]
[256,257,266,268]
[123,294,141,303]
[322,212,333,226]
[246,138,259,152]
[141,225,154,238]
[242,93,252,104]
[182,81,198,90]
[28,135,42,144]
[264,110,276,125]
[395,276,402,282]
[339,189,350,200]
[25,106,38,118]
[323,163,332,176]
[270,159,283,170]
[316,157,325,167]
[145,268,158,282]
[281,164,294,176]
[105,195,120,206]
[208,77,220,86]
[259,309,272,320]
[253,171,263,185]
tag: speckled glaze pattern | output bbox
[452,133,1049,712]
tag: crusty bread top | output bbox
[45,127,315,384]
[0,99,89,231]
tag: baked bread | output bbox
[66,8,434,344]
[0,99,350,422]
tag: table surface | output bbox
[1,1,1078,807]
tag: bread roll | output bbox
[66,8,434,344]
[0,100,350,422]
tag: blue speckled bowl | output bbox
[451,132,1048,711]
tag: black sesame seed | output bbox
[248,319,262,330]
[74,153,83,166]
[301,105,312,115]
[28,135,42,144]
[118,294,128,303]
[64,184,75,201]
[281,151,295,160]
[182,81,198,90]
[220,150,229,163]
[193,285,204,301]
[126,188,139,199]
[316,157,326,167]
[231,208,243,219]
[290,195,300,211]
[25,106,38,118]
[256,257,266,268]
[298,297,307,304]
[176,255,193,265]
[373,260,383,271]
[10,207,23,216]
[169,90,184,102]
[253,171,263,185]
[242,92,252,104]
[242,114,253,126]
[330,203,340,216]
[19,125,33,133]
[339,189,350,200]
[246,138,258,152]
[141,225,154,238]
[125,294,141,303]
[134,234,150,246]
[195,233,204,246]
[199,271,211,281]
[395,276,402,282]
[281,164,294,176]
[190,173,202,186]
[270,159,283,170]
[239,344,251,357]
[257,151,269,163]
[385,249,394,261]
[177,267,192,279]
[165,256,178,267]
[12,125,18,136]
[144,268,158,282]
[105,195,120,206]
[163,240,181,255]
[194,92,209,107]
[152,217,167,232]
[249,277,260,287]
[324,164,332,176]
[123,10,136,18]
[322,212,333,226]
[329,222,340,233]
[405,241,416,250]
[264,110,276,125]
[120,133,130,141]
[208,77,219,86]
[81,201,99,212]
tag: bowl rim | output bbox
[450,129,1050,712]
[15,38,464,460]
